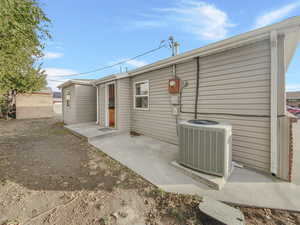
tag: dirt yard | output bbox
[0,118,299,225]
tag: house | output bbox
[287,91,300,107]
[16,88,54,119]
[58,79,96,124]
[59,16,300,181]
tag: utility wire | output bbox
[48,43,167,77]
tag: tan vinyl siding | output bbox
[277,116,291,180]
[62,84,96,124]
[62,85,77,124]
[74,85,96,123]
[130,66,177,143]
[117,78,131,131]
[130,39,272,172]
[277,35,286,115]
[98,84,106,127]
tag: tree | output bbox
[0,0,51,118]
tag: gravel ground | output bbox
[0,118,299,225]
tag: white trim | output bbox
[94,72,129,86]
[105,81,117,128]
[270,30,278,175]
[133,80,150,111]
[96,86,99,124]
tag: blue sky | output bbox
[40,0,300,91]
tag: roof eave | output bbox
[93,72,129,86]
[57,80,94,89]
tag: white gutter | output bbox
[94,73,129,86]
[270,30,278,175]
[96,86,99,124]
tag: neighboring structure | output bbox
[53,91,62,115]
[53,91,62,103]
[59,17,300,181]
[16,88,53,119]
[287,91,300,107]
[58,79,96,124]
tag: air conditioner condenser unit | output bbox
[177,120,232,178]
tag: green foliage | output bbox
[0,0,51,94]
[0,95,8,115]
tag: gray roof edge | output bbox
[93,72,129,86]
[57,79,95,89]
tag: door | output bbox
[107,83,115,128]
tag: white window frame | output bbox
[133,80,149,111]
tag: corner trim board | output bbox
[270,30,279,174]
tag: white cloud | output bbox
[43,67,77,77]
[130,20,167,29]
[126,59,148,67]
[43,52,64,59]
[130,1,234,41]
[286,84,300,91]
[43,67,77,91]
[254,2,300,28]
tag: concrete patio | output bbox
[65,122,120,141]
[66,122,300,211]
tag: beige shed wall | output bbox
[98,83,106,127]
[74,85,96,123]
[16,93,53,119]
[62,85,77,124]
[62,84,96,124]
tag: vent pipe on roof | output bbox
[174,42,180,55]
[169,36,180,56]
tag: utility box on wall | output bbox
[168,78,180,94]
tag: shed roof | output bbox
[57,79,95,89]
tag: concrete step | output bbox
[198,196,245,225]
[171,161,226,190]
[88,130,123,142]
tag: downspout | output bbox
[270,30,278,175]
[96,85,99,124]
[194,57,200,119]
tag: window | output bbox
[65,90,71,107]
[134,80,149,110]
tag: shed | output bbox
[287,91,300,107]
[58,79,97,124]
[16,88,53,119]
[93,16,300,181]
